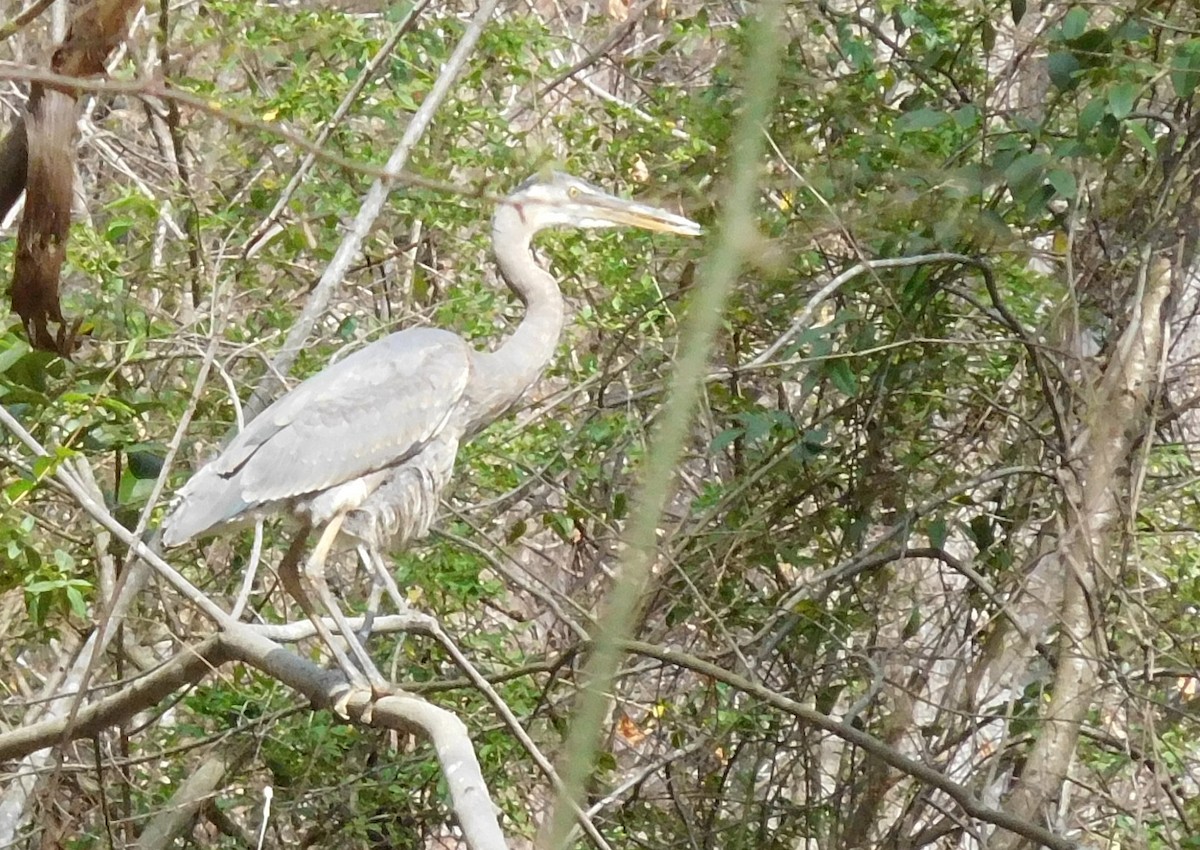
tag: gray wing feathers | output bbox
[163,329,471,545]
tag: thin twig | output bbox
[624,640,1079,850]
[535,0,656,98]
[243,0,433,255]
[745,252,983,368]
[0,62,483,199]
[0,405,232,627]
[0,0,56,41]
[241,0,503,420]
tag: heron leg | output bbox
[357,546,384,643]
[364,545,412,616]
[303,515,391,695]
[278,529,370,698]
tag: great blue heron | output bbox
[161,171,700,704]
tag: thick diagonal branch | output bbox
[994,256,1173,847]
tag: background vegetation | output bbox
[2,0,1199,848]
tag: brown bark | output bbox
[51,0,141,80]
[0,120,28,222]
[12,87,75,354]
[7,0,142,356]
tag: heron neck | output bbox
[474,214,565,421]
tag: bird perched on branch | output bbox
[162,171,701,705]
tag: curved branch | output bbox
[0,625,512,850]
[371,695,508,850]
[0,407,510,850]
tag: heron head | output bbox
[504,171,702,237]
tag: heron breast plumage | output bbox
[340,431,461,550]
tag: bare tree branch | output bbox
[133,744,252,850]
[0,62,480,198]
[992,256,1174,849]
[625,641,1081,850]
[0,406,513,850]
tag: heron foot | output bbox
[328,671,398,723]
[329,680,376,721]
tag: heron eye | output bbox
[567,186,580,199]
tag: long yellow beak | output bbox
[589,195,703,237]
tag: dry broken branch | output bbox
[7,0,142,355]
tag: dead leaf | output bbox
[606,0,629,21]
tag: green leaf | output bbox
[385,1,415,22]
[1107,83,1136,120]
[1170,41,1200,98]
[967,515,995,552]
[895,108,950,132]
[546,512,574,542]
[1127,121,1156,156]
[5,478,35,502]
[1060,7,1088,40]
[1112,19,1149,43]
[1053,140,1088,159]
[802,427,827,450]
[1003,151,1050,199]
[105,217,135,241]
[32,455,57,480]
[1078,97,1107,134]
[740,412,772,444]
[27,592,49,627]
[99,397,136,417]
[902,607,921,640]
[504,518,527,544]
[118,473,156,507]
[952,104,980,128]
[0,339,30,374]
[1009,0,1026,24]
[127,449,165,479]
[710,427,743,454]
[1047,51,1080,90]
[1046,169,1077,199]
[1094,114,1121,156]
[981,20,996,53]
[827,360,857,397]
[1067,29,1111,67]
[66,585,88,618]
[928,517,949,549]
